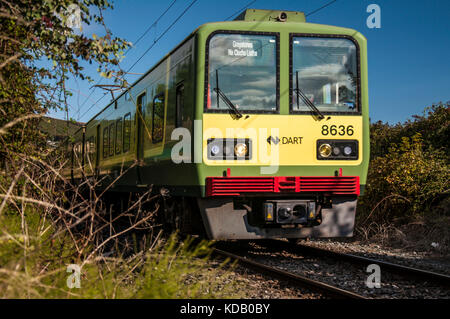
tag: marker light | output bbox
[344,146,352,156]
[319,144,332,158]
[224,144,234,157]
[211,145,221,156]
[333,147,341,156]
[234,143,248,157]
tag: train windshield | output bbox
[292,37,359,113]
[206,33,278,112]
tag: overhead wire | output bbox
[306,0,338,17]
[76,0,178,120]
[79,0,199,121]
[224,0,257,21]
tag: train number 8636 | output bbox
[321,125,354,136]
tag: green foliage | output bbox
[134,234,237,299]
[0,211,239,299]
[359,102,450,227]
[370,102,449,159]
[0,0,130,157]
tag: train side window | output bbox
[115,119,122,154]
[103,127,109,158]
[123,113,131,153]
[175,83,184,128]
[152,94,165,143]
[109,123,115,157]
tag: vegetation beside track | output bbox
[357,102,450,251]
[0,0,240,299]
[0,212,238,298]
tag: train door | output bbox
[70,143,74,183]
[136,93,146,163]
[95,124,100,173]
[81,126,86,169]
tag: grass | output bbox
[0,208,241,299]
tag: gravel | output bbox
[302,239,450,276]
[207,258,326,299]
[217,240,450,299]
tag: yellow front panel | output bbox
[203,114,363,166]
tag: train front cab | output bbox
[194,10,370,240]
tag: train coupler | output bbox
[263,200,321,226]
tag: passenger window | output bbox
[103,127,109,158]
[123,113,131,153]
[109,123,115,157]
[115,119,122,154]
[175,84,184,128]
[152,94,165,143]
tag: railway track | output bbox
[214,240,450,299]
[282,241,450,287]
[212,248,368,299]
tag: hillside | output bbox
[39,117,84,143]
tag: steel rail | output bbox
[287,242,450,287]
[213,248,368,299]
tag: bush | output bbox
[359,133,449,225]
[370,102,449,159]
[357,102,450,248]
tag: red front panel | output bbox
[206,176,360,197]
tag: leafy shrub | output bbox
[358,102,449,247]
[359,133,449,225]
[370,102,449,159]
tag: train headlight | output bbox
[318,144,332,158]
[234,143,248,157]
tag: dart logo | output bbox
[267,136,280,145]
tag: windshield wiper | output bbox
[295,71,325,120]
[213,70,243,119]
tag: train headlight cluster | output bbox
[208,138,252,160]
[317,140,359,160]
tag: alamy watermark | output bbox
[61,4,81,30]
[170,120,280,175]
[366,264,381,288]
[66,264,81,289]
[366,4,381,29]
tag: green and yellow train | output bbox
[67,9,370,240]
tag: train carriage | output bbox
[67,9,370,240]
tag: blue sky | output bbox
[51,0,450,124]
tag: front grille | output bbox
[205,176,360,196]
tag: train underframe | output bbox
[197,195,357,240]
[193,174,360,240]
